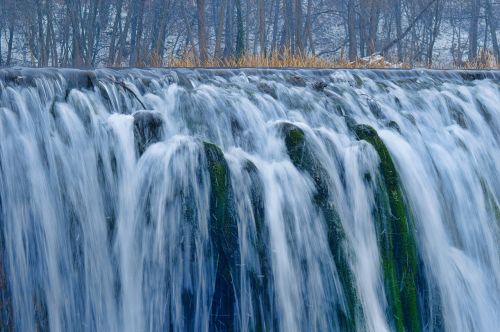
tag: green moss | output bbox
[280,123,359,331]
[203,142,239,331]
[355,124,420,332]
[284,126,306,163]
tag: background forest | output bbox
[0,0,499,68]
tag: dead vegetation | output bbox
[165,49,498,69]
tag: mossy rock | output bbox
[203,142,239,332]
[355,124,421,332]
[279,123,359,331]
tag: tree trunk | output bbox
[151,0,171,66]
[271,0,280,53]
[485,0,499,61]
[235,0,245,58]
[197,0,209,63]
[134,0,146,66]
[294,0,303,54]
[46,0,57,66]
[130,0,145,66]
[245,0,250,52]
[224,0,235,57]
[258,0,266,55]
[303,0,314,54]
[358,9,367,57]
[347,0,357,61]
[85,0,101,66]
[108,0,123,66]
[468,0,480,62]
[116,2,131,66]
[395,0,403,61]
[427,0,442,67]
[214,0,227,59]
[280,0,294,53]
[368,0,380,55]
[66,0,84,67]
[35,0,47,67]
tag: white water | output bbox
[0,68,498,332]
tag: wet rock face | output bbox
[313,80,328,92]
[386,120,402,134]
[279,122,359,332]
[354,124,421,332]
[287,75,306,87]
[176,73,194,90]
[65,70,97,90]
[203,142,240,332]
[133,111,164,156]
[257,82,277,99]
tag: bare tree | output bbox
[468,0,480,62]
[347,0,357,61]
[258,0,266,55]
[197,0,209,63]
[485,0,499,61]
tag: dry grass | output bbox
[459,49,499,69]
[166,49,404,69]
[164,49,498,69]
[167,49,334,68]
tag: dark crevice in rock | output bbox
[133,111,164,156]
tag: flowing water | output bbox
[0,68,498,332]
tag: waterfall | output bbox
[0,68,498,332]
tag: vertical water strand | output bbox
[108,113,142,332]
[134,137,212,332]
[226,150,273,332]
[5,85,79,331]
[355,125,421,332]
[279,122,360,331]
[258,142,341,331]
[337,132,390,332]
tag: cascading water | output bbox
[0,68,498,332]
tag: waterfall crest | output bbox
[0,68,499,332]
